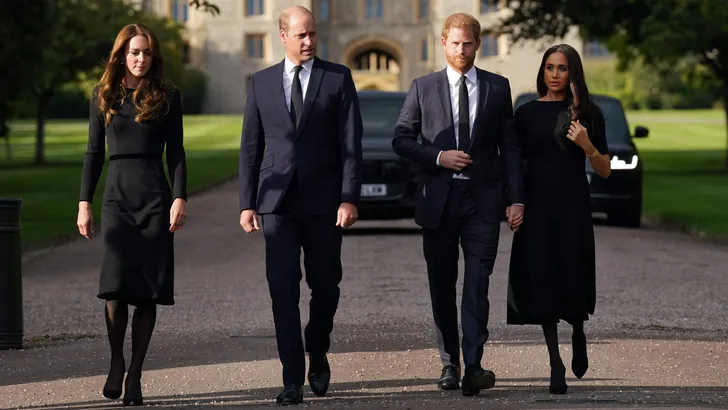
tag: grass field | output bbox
[1,109,726,250]
[626,109,728,238]
[0,116,243,250]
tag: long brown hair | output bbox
[96,23,172,125]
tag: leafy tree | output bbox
[0,0,50,159]
[493,0,728,169]
[188,0,220,15]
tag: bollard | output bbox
[0,198,23,350]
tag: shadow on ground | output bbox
[13,381,728,409]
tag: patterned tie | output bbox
[290,65,303,129]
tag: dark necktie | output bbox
[290,65,303,129]
[458,75,471,152]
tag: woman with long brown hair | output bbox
[506,44,611,394]
[77,23,187,406]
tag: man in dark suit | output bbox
[238,5,362,405]
[392,13,525,396]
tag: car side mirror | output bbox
[634,126,649,138]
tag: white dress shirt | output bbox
[283,57,314,112]
[436,65,479,179]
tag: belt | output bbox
[450,178,471,187]
[109,153,162,161]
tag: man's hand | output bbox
[336,202,358,228]
[439,150,473,171]
[506,204,524,232]
[240,209,260,233]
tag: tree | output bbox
[492,0,728,170]
[0,0,51,160]
[188,0,220,15]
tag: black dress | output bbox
[80,86,187,306]
[506,99,608,325]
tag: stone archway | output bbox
[342,35,404,92]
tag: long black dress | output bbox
[80,86,187,306]
[507,99,607,325]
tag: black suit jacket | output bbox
[392,68,525,230]
[239,57,363,216]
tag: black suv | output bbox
[356,91,418,220]
[514,92,649,227]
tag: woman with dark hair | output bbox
[505,44,611,394]
[76,23,187,406]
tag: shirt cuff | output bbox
[436,150,443,166]
[512,203,524,206]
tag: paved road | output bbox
[1,180,727,409]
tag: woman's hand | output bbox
[567,119,593,151]
[77,202,94,240]
[170,198,187,232]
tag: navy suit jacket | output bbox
[392,68,525,230]
[239,57,363,216]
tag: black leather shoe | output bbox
[307,354,331,397]
[276,384,303,405]
[461,365,496,396]
[571,330,589,379]
[102,357,125,400]
[437,365,461,390]
[549,361,568,394]
[122,373,143,406]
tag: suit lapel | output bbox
[436,69,457,150]
[469,69,490,151]
[296,57,325,137]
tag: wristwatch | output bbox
[586,149,599,159]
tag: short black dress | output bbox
[507,99,608,325]
[80,86,187,306]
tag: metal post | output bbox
[0,198,23,350]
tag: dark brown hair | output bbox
[537,43,591,120]
[95,23,172,125]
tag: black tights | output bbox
[541,320,584,365]
[104,300,157,396]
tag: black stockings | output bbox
[103,300,157,401]
[541,320,588,394]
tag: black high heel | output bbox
[122,373,143,406]
[549,361,568,394]
[102,358,125,400]
[571,330,589,379]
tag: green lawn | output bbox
[626,109,728,238]
[0,115,242,251]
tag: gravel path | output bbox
[1,180,726,409]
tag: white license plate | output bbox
[361,184,387,197]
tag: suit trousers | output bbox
[422,178,500,368]
[261,175,343,386]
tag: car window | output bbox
[359,95,406,136]
[514,93,632,144]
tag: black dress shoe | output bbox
[102,358,125,400]
[571,330,589,379]
[549,361,568,394]
[437,365,461,390]
[276,384,303,405]
[122,373,143,406]
[461,365,496,396]
[308,354,331,397]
